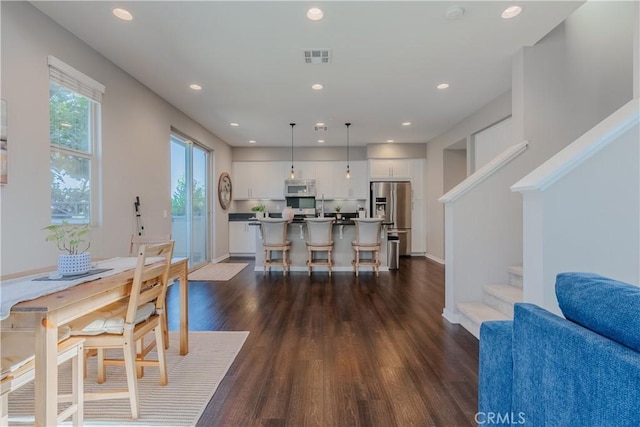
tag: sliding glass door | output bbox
[170,133,209,267]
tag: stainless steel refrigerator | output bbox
[370,181,412,255]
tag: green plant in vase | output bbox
[43,221,91,276]
[251,204,266,219]
[334,205,342,220]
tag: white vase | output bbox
[254,211,264,219]
[281,206,294,221]
[58,253,91,276]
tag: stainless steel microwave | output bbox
[284,179,316,197]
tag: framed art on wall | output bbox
[218,172,232,210]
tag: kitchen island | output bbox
[251,217,389,273]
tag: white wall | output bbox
[473,117,513,172]
[543,124,639,311]
[514,1,634,166]
[425,91,512,261]
[428,2,635,266]
[442,149,467,194]
[232,146,368,162]
[518,113,639,314]
[0,2,232,275]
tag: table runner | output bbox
[0,257,162,321]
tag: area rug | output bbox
[7,331,249,426]
[188,262,248,281]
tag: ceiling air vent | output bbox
[314,125,328,131]
[304,49,331,64]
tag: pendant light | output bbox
[345,122,351,179]
[290,123,296,179]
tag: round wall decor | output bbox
[218,172,232,210]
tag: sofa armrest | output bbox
[479,320,514,423]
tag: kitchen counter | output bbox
[230,212,381,226]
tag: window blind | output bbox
[48,55,105,102]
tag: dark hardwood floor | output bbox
[166,257,479,426]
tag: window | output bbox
[48,56,104,224]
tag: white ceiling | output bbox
[32,1,583,147]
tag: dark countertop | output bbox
[229,213,257,221]
[230,212,391,227]
[229,212,360,222]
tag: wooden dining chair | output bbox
[68,241,174,420]
[129,233,172,351]
[129,234,172,256]
[1,329,85,427]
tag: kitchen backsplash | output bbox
[234,199,366,215]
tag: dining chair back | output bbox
[129,234,171,256]
[68,241,174,420]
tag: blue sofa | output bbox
[478,272,640,426]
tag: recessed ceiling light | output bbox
[501,5,523,19]
[230,122,239,127]
[318,139,325,143]
[249,140,256,144]
[445,5,465,20]
[437,83,450,90]
[189,84,202,91]
[112,8,133,21]
[316,122,325,127]
[402,122,411,126]
[307,8,324,21]
[311,83,323,90]
[386,139,395,143]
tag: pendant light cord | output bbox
[290,123,296,179]
[345,123,351,178]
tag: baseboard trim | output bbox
[426,253,445,265]
[442,307,460,324]
[212,254,230,263]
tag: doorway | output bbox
[170,132,209,267]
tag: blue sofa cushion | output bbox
[556,272,640,352]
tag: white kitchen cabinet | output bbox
[293,161,316,180]
[253,162,287,199]
[369,159,412,179]
[331,160,367,199]
[411,158,425,199]
[411,198,427,254]
[314,162,333,199]
[229,221,257,254]
[349,161,368,198]
[232,161,287,199]
[232,162,253,199]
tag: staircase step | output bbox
[483,284,523,317]
[457,302,510,339]
[507,265,523,288]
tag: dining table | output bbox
[0,256,189,427]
